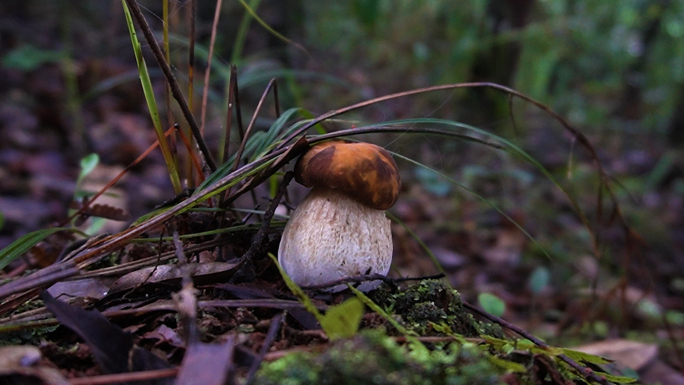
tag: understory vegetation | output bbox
[1,1,683,384]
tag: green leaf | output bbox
[428,322,453,335]
[477,292,506,318]
[76,153,100,187]
[600,372,638,383]
[0,228,84,270]
[666,310,684,326]
[561,348,612,365]
[486,354,527,373]
[2,45,63,71]
[237,0,306,54]
[0,212,4,231]
[319,297,364,340]
[267,253,362,340]
[79,153,100,178]
[528,266,550,295]
[249,107,303,161]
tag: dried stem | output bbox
[199,0,224,136]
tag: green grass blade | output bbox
[122,0,182,194]
[249,107,303,161]
[191,157,274,209]
[237,0,307,54]
[231,0,262,64]
[386,212,446,274]
[196,113,311,194]
[0,228,86,270]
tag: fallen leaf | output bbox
[175,336,236,385]
[40,291,172,384]
[108,262,241,294]
[47,277,113,300]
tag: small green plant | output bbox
[268,253,364,340]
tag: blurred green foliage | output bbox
[301,0,684,132]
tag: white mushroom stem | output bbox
[278,186,393,291]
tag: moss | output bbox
[370,280,503,337]
[254,331,504,385]
[0,324,59,347]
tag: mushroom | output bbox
[278,141,401,291]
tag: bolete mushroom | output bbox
[278,141,401,291]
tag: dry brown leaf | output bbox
[108,262,241,294]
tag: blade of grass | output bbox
[386,212,446,273]
[231,0,261,64]
[124,0,217,172]
[0,228,86,270]
[122,0,182,194]
[185,0,197,184]
[162,0,176,180]
[307,119,591,259]
[236,0,307,55]
[249,107,302,161]
[198,110,310,194]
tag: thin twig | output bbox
[232,65,246,140]
[228,172,294,283]
[199,0,223,136]
[221,65,236,164]
[231,78,279,175]
[124,0,217,172]
[463,301,609,385]
[221,65,246,205]
[185,0,197,183]
[272,79,280,118]
[231,78,280,210]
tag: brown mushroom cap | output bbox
[294,141,401,210]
